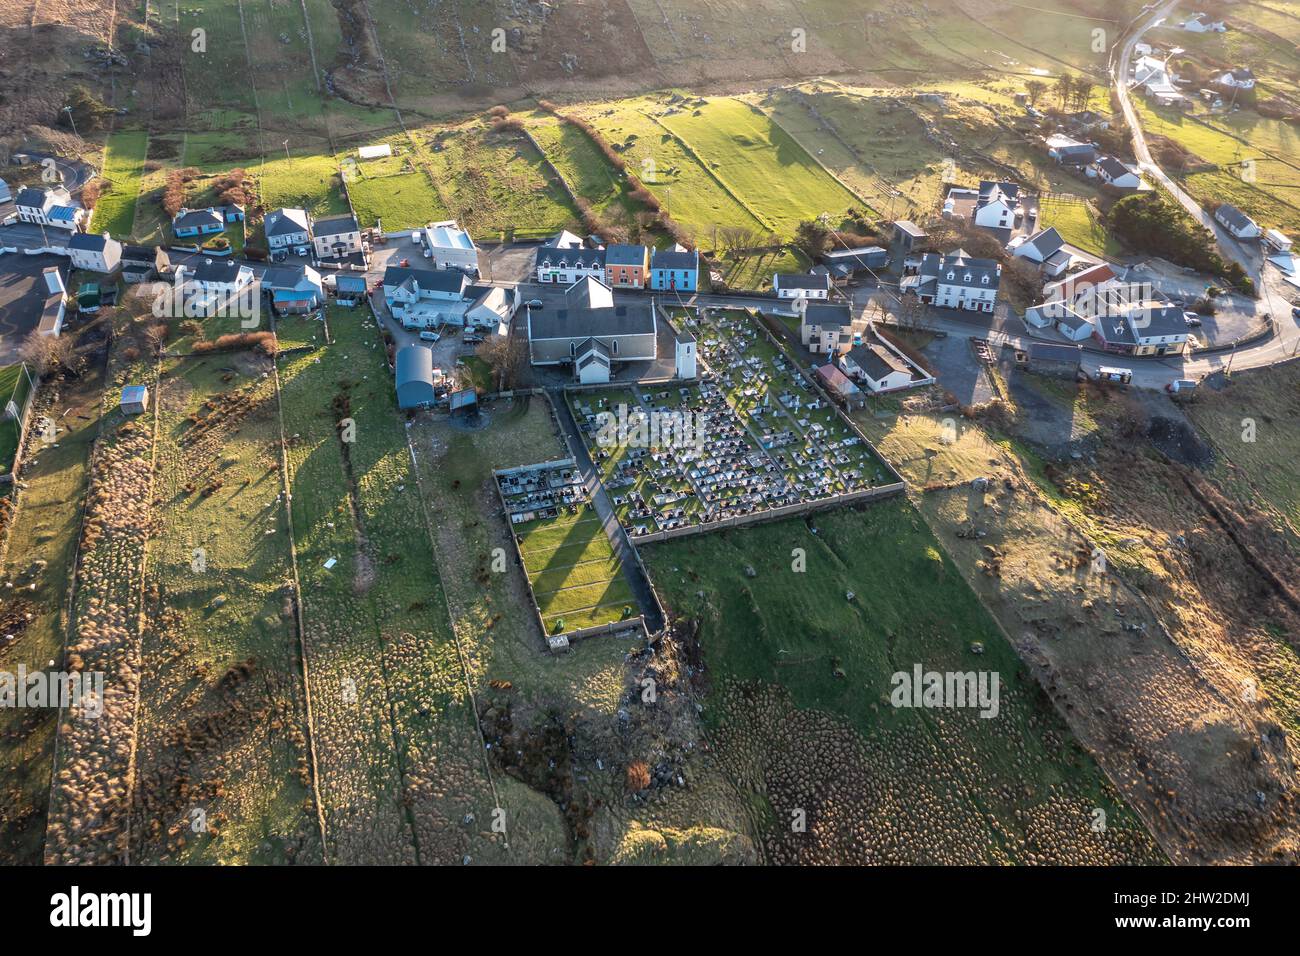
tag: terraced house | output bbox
[649,247,699,292]
[535,230,606,284]
[604,244,650,289]
[263,207,312,251]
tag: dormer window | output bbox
[946,271,955,280]
[981,275,989,285]
[964,273,972,282]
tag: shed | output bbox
[395,345,435,409]
[120,385,150,415]
[449,388,478,417]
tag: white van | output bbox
[419,330,440,342]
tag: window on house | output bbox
[947,272,955,280]
[612,340,618,355]
[570,342,576,357]
[981,276,989,284]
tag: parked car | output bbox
[419,330,440,342]
[527,298,544,308]
[1183,312,1202,327]
[271,250,288,263]
[1292,305,1300,319]
[293,245,309,257]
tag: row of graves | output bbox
[496,458,587,524]
[567,309,897,539]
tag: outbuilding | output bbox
[120,385,150,415]
[394,345,436,409]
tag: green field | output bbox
[0,363,33,473]
[1039,196,1120,258]
[515,511,634,632]
[91,131,150,239]
[642,497,1164,864]
[278,306,501,864]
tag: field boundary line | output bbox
[639,110,775,234]
[269,350,331,861]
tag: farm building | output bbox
[1027,343,1083,378]
[333,274,368,306]
[822,246,888,281]
[357,144,393,160]
[395,345,436,409]
[76,282,101,314]
[449,388,478,419]
[649,247,699,292]
[120,385,149,415]
[419,221,479,274]
[263,208,312,250]
[67,232,123,274]
[38,267,67,337]
[312,215,363,260]
[527,276,658,378]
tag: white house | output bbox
[1219,68,1256,90]
[1181,14,1226,33]
[171,258,255,317]
[1092,155,1143,190]
[944,181,1024,238]
[903,249,1001,312]
[311,214,363,259]
[1012,227,1072,277]
[774,271,831,300]
[463,285,517,331]
[383,264,469,325]
[1025,301,1094,341]
[839,338,914,393]
[263,208,311,251]
[67,232,123,273]
[419,220,479,274]
[15,185,81,228]
[1214,203,1261,240]
[534,231,606,284]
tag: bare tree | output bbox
[895,291,926,331]
[19,331,79,377]
[477,334,529,391]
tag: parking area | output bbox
[0,253,66,366]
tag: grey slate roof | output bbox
[775,272,831,292]
[917,250,1002,289]
[1214,203,1255,232]
[1096,156,1135,180]
[264,207,310,237]
[383,265,467,297]
[174,207,223,230]
[535,245,606,270]
[529,301,656,340]
[802,303,854,328]
[188,258,244,284]
[313,214,359,237]
[1022,227,1065,259]
[604,244,649,266]
[847,342,908,380]
[650,248,698,271]
[14,187,48,208]
[68,232,107,251]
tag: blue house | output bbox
[172,207,225,238]
[219,204,245,223]
[649,248,699,293]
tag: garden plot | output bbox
[278,307,502,865]
[569,310,895,539]
[131,354,320,864]
[91,131,149,239]
[498,461,637,636]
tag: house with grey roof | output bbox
[1213,203,1261,240]
[535,231,606,284]
[15,185,75,227]
[121,244,169,283]
[67,232,123,274]
[799,302,865,355]
[1092,302,1189,355]
[311,214,362,259]
[1012,226,1072,277]
[527,276,658,381]
[649,247,699,292]
[1091,155,1142,190]
[603,243,650,288]
[383,264,469,326]
[172,206,225,238]
[774,271,831,300]
[903,249,1001,312]
[263,208,311,250]
[261,265,324,314]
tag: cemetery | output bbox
[568,309,904,541]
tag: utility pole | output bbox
[283,139,291,163]
[62,106,79,140]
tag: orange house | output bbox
[604,243,650,289]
